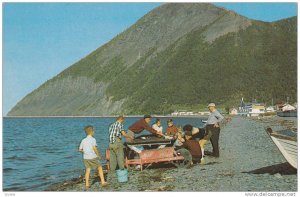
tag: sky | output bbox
[2,2,298,116]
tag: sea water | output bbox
[3,117,204,191]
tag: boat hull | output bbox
[277,110,297,117]
[266,128,297,169]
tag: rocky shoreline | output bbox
[46,116,297,192]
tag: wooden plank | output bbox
[276,140,297,148]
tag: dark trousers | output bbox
[206,125,221,157]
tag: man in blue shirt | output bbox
[202,103,224,158]
[182,103,224,164]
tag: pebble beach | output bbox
[46,116,297,192]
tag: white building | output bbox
[249,103,265,116]
[239,103,265,117]
[229,108,238,115]
[186,112,194,115]
[171,112,179,116]
[266,106,276,112]
[282,104,296,112]
[238,104,252,116]
[198,112,211,116]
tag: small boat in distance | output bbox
[265,127,297,169]
[276,103,297,117]
[277,110,297,117]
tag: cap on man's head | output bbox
[207,103,216,108]
[167,119,173,123]
[144,115,152,119]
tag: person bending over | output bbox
[176,130,202,164]
[126,115,164,142]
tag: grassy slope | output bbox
[8,15,297,116]
[105,17,297,114]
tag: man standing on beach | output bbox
[201,103,224,158]
[108,116,133,172]
[126,115,164,142]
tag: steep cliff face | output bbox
[8,3,297,116]
[78,3,251,68]
[10,77,125,116]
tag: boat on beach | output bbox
[265,127,297,169]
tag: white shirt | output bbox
[152,124,163,133]
[207,109,224,125]
[174,139,183,147]
[79,135,98,159]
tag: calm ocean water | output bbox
[3,117,205,191]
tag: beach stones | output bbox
[48,116,297,192]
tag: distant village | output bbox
[170,98,297,117]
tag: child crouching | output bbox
[79,125,108,190]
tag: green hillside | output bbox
[106,17,297,114]
[8,4,297,116]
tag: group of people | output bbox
[179,103,224,163]
[151,118,183,136]
[78,103,224,190]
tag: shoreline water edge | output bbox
[42,115,297,192]
[3,116,206,191]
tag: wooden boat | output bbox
[266,127,297,169]
[105,135,186,171]
[277,110,297,117]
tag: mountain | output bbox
[8,3,297,116]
